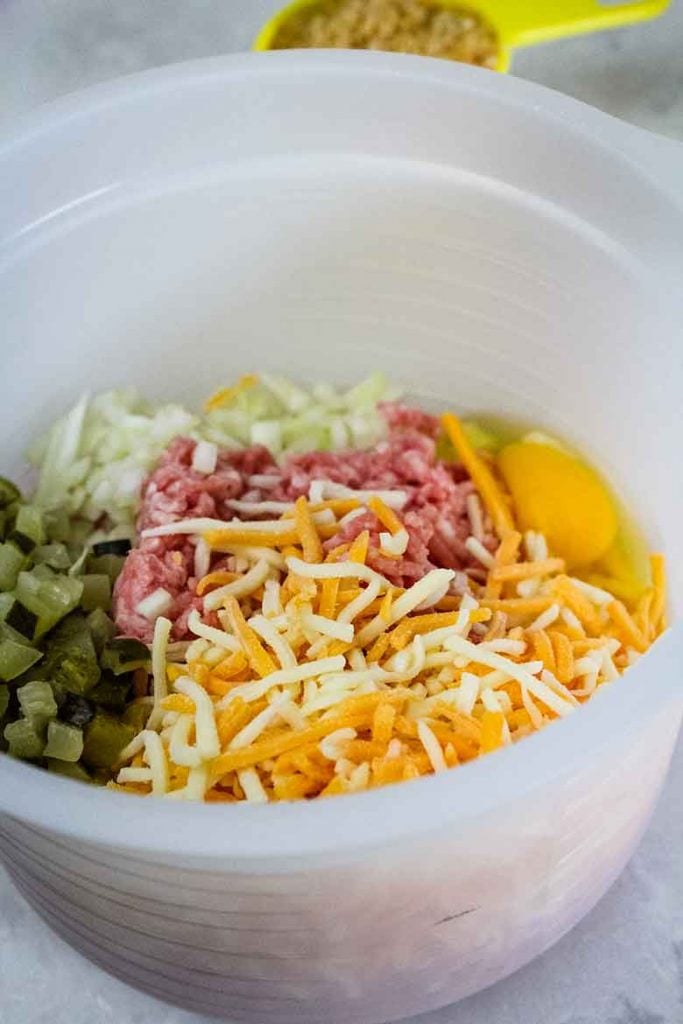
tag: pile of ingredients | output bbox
[268,0,499,69]
[0,374,666,801]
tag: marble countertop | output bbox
[1,2,682,1022]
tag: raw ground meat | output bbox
[113,439,278,641]
[273,427,494,587]
[113,405,496,641]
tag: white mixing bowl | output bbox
[0,51,682,1024]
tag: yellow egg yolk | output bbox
[497,441,618,569]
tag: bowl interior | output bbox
[3,54,682,595]
[0,51,682,852]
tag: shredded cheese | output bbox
[147,616,172,731]
[203,558,272,611]
[441,412,513,538]
[115,408,662,805]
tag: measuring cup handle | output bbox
[496,0,670,49]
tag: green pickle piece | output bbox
[82,712,135,770]
[0,637,42,682]
[17,679,58,722]
[0,682,9,719]
[87,553,126,586]
[43,720,84,762]
[41,613,100,695]
[15,571,84,640]
[0,477,21,510]
[0,542,26,591]
[86,607,117,656]
[47,758,92,783]
[101,637,150,676]
[122,701,151,734]
[4,717,45,759]
[89,672,131,711]
[34,542,72,571]
[12,505,45,548]
[79,573,112,613]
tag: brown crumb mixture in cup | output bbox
[271,0,499,68]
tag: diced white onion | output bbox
[191,440,218,475]
[136,588,173,621]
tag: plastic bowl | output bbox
[1,51,682,1024]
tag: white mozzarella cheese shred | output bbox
[307,479,408,509]
[229,694,292,750]
[187,609,241,651]
[169,714,203,767]
[249,614,298,669]
[286,555,390,588]
[146,615,172,731]
[455,673,480,715]
[238,767,269,803]
[465,536,495,569]
[142,730,169,795]
[444,634,575,718]
[217,656,347,709]
[338,577,381,624]
[417,720,447,773]
[301,612,354,643]
[355,569,455,646]
[174,675,221,760]
[203,558,272,612]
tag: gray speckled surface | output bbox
[1,2,682,1021]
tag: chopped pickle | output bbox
[0,542,26,591]
[79,573,112,613]
[4,717,45,759]
[34,543,72,571]
[122,701,151,734]
[0,477,21,509]
[101,637,150,676]
[17,680,58,722]
[81,713,135,770]
[41,614,99,695]
[43,720,84,762]
[0,637,42,682]
[47,758,92,782]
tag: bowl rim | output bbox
[1,50,682,861]
[1,629,680,861]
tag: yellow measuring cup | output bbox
[253,0,670,73]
